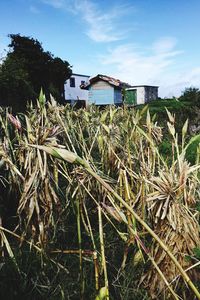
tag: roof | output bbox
[72,73,90,78]
[82,74,131,89]
[126,85,159,89]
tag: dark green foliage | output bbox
[0,249,81,300]
[137,99,192,138]
[138,98,188,112]
[195,201,200,213]
[137,99,191,128]
[110,263,149,300]
[0,34,72,111]
[0,241,149,300]
[179,87,200,105]
[0,55,36,112]
[185,135,200,164]
[138,99,200,164]
[158,139,173,161]
[193,247,200,260]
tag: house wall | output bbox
[88,80,114,105]
[144,86,158,102]
[124,89,137,105]
[90,80,112,90]
[64,74,89,101]
[114,88,122,104]
[126,86,158,105]
[136,87,145,104]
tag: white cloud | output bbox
[40,0,135,42]
[100,39,182,82]
[161,67,200,97]
[152,37,177,53]
[75,1,134,42]
[96,38,190,97]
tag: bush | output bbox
[179,87,200,105]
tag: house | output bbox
[64,73,90,104]
[83,74,131,105]
[82,74,159,106]
[124,85,159,105]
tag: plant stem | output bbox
[98,206,109,299]
[77,198,84,299]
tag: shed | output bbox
[83,74,131,105]
[124,85,159,105]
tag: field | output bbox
[0,95,200,300]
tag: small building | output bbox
[83,74,131,105]
[124,85,159,105]
[64,73,90,104]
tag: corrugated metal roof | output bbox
[82,74,131,89]
[126,85,159,88]
[72,73,90,77]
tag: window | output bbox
[70,77,75,87]
[81,80,85,85]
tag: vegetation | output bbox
[179,87,200,104]
[0,95,200,299]
[137,96,200,164]
[0,34,72,111]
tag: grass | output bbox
[137,98,191,112]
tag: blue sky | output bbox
[1,0,200,97]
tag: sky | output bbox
[1,0,200,97]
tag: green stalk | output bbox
[93,250,99,291]
[76,197,84,299]
[98,206,109,299]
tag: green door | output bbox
[124,89,137,105]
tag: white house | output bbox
[64,73,90,104]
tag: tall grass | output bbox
[0,96,200,299]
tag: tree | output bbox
[0,56,36,112]
[0,34,72,111]
[179,87,200,104]
[49,57,71,101]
